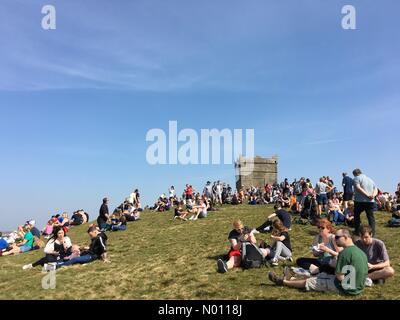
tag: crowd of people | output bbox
[0,188,144,271]
[216,169,398,296]
[1,168,398,297]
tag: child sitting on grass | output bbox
[42,219,56,239]
[174,202,189,221]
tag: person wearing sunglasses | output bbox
[269,228,369,296]
[294,219,341,276]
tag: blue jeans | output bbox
[57,255,95,268]
[111,224,127,231]
[19,245,32,253]
[332,211,345,224]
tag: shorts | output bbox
[317,194,328,205]
[305,274,340,293]
[343,193,354,201]
[19,245,32,253]
[296,195,304,204]
[228,250,241,258]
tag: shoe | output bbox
[291,267,311,277]
[189,216,194,221]
[22,264,33,270]
[193,217,198,221]
[251,229,260,235]
[217,259,228,274]
[286,257,294,263]
[365,278,374,287]
[268,272,284,286]
[270,259,279,267]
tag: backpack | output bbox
[241,242,265,269]
[294,182,302,195]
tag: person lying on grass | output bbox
[56,225,110,268]
[254,202,292,234]
[269,228,369,296]
[355,225,395,284]
[217,220,270,273]
[174,201,189,221]
[295,219,340,277]
[22,226,72,270]
[2,224,34,256]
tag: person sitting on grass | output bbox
[54,212,70,234]
[56,225,110,268]
[344,201,355,227]
[2,224,34,256]
[105,212,127,232]
[295,219,340,276]
[42,218,56,239]
[22,227,72,270]
[188,198,209,221]
[265,220,293,266]
[255,203,292,234]
[269,228,369,296]
[174,201,189,221]
[328,202,345,225]
[124,204,141,222]
[355,225,395,285]
[71,210,88,226]
[217,220,268,273]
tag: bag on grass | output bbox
[241,242,265,269]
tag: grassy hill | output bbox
[1,205,399,300]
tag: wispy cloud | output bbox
[302,138,352,146]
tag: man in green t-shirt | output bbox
[269,228,369,296]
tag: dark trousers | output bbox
[256,220,273,233]
[354,202,376,235]
[32,254,58,268]
[296,258,336,275]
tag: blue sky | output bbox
[0,0,399,230]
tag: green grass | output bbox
[1,205,399,300]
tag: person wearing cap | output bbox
[27,220,41,238]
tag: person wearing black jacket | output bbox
[97,198,110,231]
[56,225,109,268]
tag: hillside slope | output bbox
[1,205,399,300]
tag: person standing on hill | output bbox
[97,198,110,231]
[315,178,333,216]
[342,173,354,209]
[353,169,378,236]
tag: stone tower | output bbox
[235,155,278,191]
